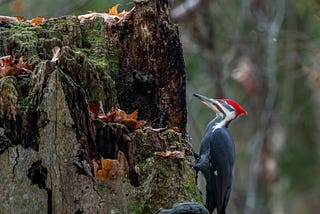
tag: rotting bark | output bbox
[0,0,199,213]
[114,0,187,133]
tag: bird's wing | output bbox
[208,128,235,214]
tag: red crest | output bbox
[219,99,248,116]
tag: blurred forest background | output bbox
[1,0,319,213]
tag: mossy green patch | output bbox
[81,18,105,44]
[39,16,81,46]
[180,177,202,203]
[14,76,31,111]
[0,22,39,57]
[128,199,145,214]
[128,127,202,213]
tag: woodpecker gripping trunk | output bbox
[193,93,247,214]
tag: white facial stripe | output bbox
[202,100,220,114]
[210,100,237,135]
[214,100,228,115]
[216,100,236,117]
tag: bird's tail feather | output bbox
[205,174,216,213]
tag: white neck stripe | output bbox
[212,123,222,133]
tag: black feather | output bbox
[194,117,235,214]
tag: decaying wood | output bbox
[0,0,199,213]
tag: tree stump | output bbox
[0,0,200,213]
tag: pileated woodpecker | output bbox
[192,93,247,214]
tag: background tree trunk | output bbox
[0,0,200,213]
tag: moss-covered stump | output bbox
[0,0,198,213]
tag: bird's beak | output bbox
[194,93,216,103]
[193,93,220,113]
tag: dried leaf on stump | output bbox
[89,101,105,119]
[0,55,13,67]
[154,150,185,160]
[29,16,45,26]
[0,15,45,26]
[122,119,146,130]
[0,55,32,78]
[126,109,138,120]
[89,102,145,130]
[108,4,120,15]
[92,157,121,180]
[15,16,26,22]
[96,169,109,180]
[17,57,33,75]
[78,4,133,24]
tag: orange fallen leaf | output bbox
[108,4,120,16]
[89,102,145,129]
[154,150,185,159]
[0,55,13,67]
[92,157,121,180]
[108,4,129,18]
[113,107,126,122]
[17,57,32,71]
[102,110,117,122]
[89,101,106,119]
[118,10,129,18]
[15,16,26,22]
[126,109,138,120]
[101,157,115,170]
[96,169,109,180]
[170,127,180,132]
[0,55,32,78]
[122,119,146,130]
[29,16,45,26]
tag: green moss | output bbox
[56,42,118,107]
[129,151,201,213]
[0,22,38,57]
[17,95,31,112]
[180,178,202,203]
[103,122,127,130]
[162,128,178,138]
[58,69,80,88]
[128,199,145,214]
[158,133,166,142]
[131,127,202,212]
[28,16,119,109]
[1,14,197,212]
[39,16,80,42]
[85,55,118,107]
[171,141,180,146]
[14,77,31,112]
[70,18,119,108]
[136,131,153,169]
